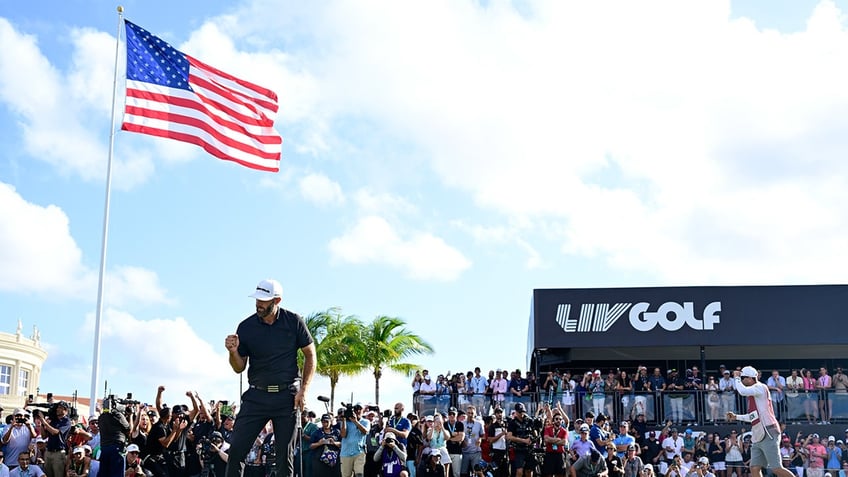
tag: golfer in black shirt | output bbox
[224,279,317,477]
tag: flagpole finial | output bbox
[117,5,124,13]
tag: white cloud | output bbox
[454,221,542,270]
[328,215,471,281]
[299,172,345,206]
[0,182,89,297]
[353,189,416,217]
[107,266,174,308]
[0,181,173,304]
[219,0,848,284]
[86,309,235,396]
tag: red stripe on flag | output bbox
[125,88,281,145]
[121,123,280,173]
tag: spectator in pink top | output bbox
[817,368,832,425]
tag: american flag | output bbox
[121,20,282,172]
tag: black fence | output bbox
[412,389,848,425]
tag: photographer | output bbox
[684,458,713,477]
[2,409,37,470]
[146,407,187,477]
[98,399,132,477]
[374,432,408,477]
[36,402,72,477]
[507,403,534,477]
[124,445,148,477]
[341,404,370,477]
[197,431,228,477]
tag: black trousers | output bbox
[225,388,298,477]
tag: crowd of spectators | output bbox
[2,364,848,477]
[410,366,848,426]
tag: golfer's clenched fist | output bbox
[225,334,239,352]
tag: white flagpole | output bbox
[89,5,124,411]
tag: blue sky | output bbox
[2,0,848,412]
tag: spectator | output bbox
[86,418,100,452]
[604,372,618,422]
[490,373,508,413]
[123,444,146,477]
[340,404,370,477]
[827,437,842,474]
[704,377,720,425]
[785,370,803,423]
[767,371,786,423]
[11,452,46,477]
[0,451,9,477]
[66,447,90,477]
[571,450,607,477]
[418,450,446,477]
[718,371,735,424]
[38,401,72,477]
[406,415,424,477]
[311,413,342,477]
[413,372,425,394]
[617,371,633,421]
[445,408,465,477]
[298,411,318,477]
[509,371,529,410]
[623,444,644,477]
[420,374,437,396]
[706,435,724,477]
[806,433,827,477]
[468,370,489,413]
[572,425,597,461]
[641,433,661,473]
[614,423,636,459]
[561,372,578,422]
[723,431,742,477]
[374,432,408,477]
[606,444,624,477]
[818,368,833,425]
[461,406,485,477]
[833,368,848,394]
[1,409,37,470]
[589,372,606,419]
[542,411,568,477]
[486,410,508,477]
[803,370,819,424]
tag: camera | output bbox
[382,409,392,418]
[342,403,355,420]
[15,415,29,424]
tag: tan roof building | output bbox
[0,320,48,413]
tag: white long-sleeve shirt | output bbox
[733,378,777,442]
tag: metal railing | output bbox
[412,389,848,424]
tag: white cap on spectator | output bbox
[127,444,140,453]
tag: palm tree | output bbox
[302,308,363,409]
[357,315,434,405]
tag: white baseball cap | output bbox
[741,366,758,378]
[249,279,282,301]
[126,444,140,453]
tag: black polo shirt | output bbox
[236,307,313,387]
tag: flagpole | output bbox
[89,5,124,412]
